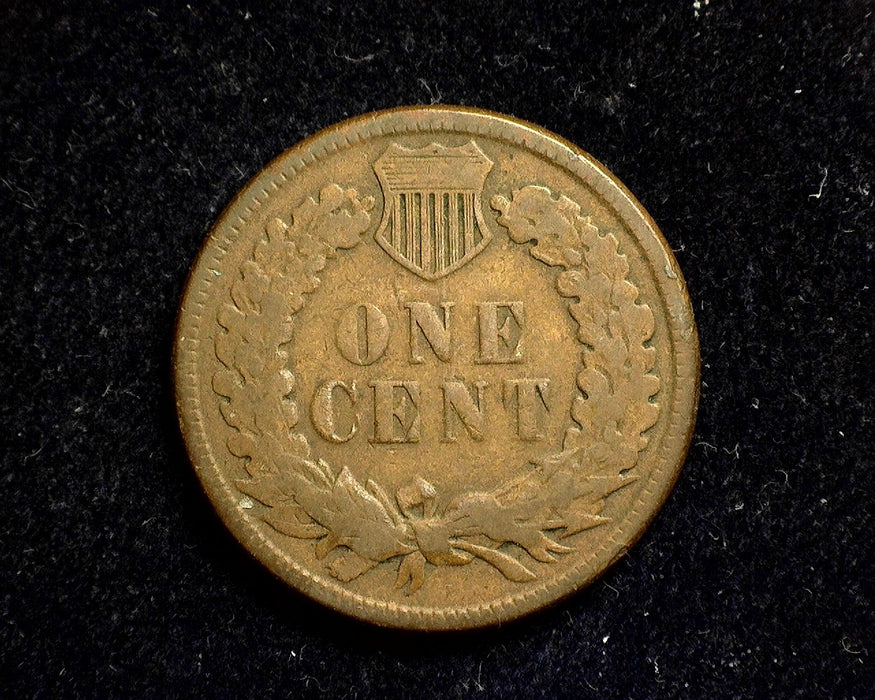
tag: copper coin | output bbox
[174,106,699,629]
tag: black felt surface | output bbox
[2,1,872,696]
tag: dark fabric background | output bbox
[2,1,872,697]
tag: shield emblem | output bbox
[374,141,494,280]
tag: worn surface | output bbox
[2,0,871,695]
[174,107,699,629]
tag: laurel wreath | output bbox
[213,183,659,591]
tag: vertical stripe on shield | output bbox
[433,193,442,273]
[418,192,430,272]
[382,190,486,275]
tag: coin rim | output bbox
[174,105,700,630]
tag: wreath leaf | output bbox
[453,541,537,582]
[215,182,659,589]
[394,552,427,593]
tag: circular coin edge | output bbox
[173,105,700,629]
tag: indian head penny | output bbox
[174,106,699,629]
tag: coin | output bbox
[174,106,699,630]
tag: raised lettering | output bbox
[370,380,420,443]
[442,380,487,441]
[477,301,524,364]
[503,378,550,441]
[311,380,359,443]
[406,301,453,363]
[335,303,389,365]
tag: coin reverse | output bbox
[174,106,699,629]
